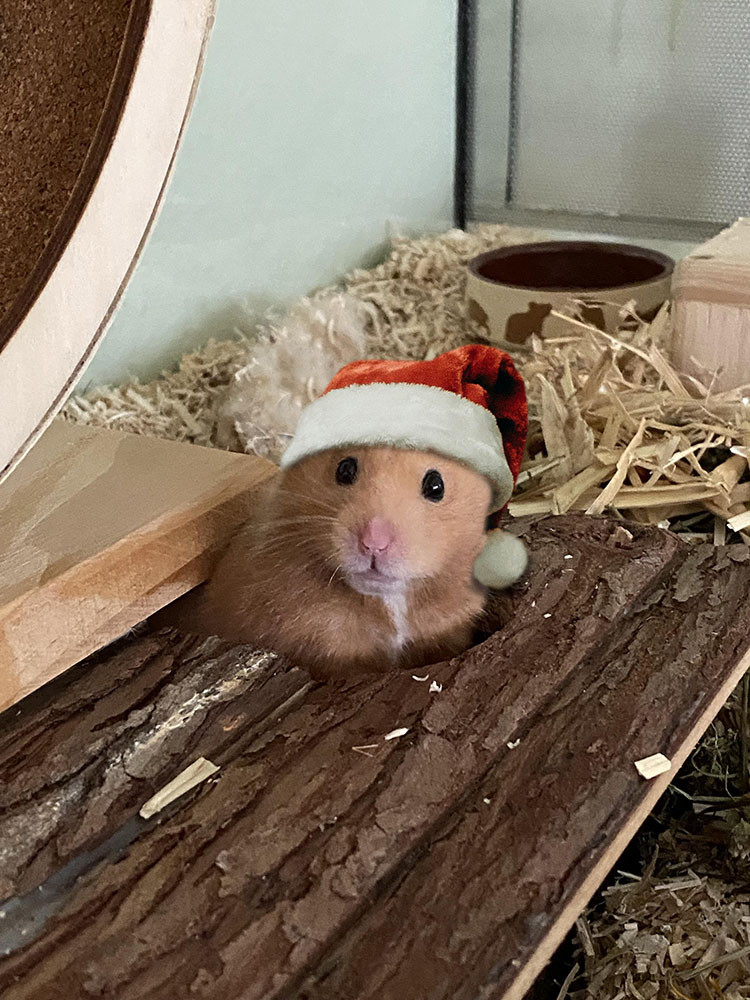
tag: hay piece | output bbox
[510,483,722,517]
[139,757,219,820]
[587,420,646,516]
[552,463,616,515]
[571,843,750,999]
[555,962,580,1000]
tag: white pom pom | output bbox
[473,530,528,589]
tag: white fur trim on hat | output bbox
[473,530,528,589]
[280,382,514,508]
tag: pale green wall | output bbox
[81,0,457,386]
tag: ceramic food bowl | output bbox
[466,240,674,348]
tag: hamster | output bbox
[166,446,494,678]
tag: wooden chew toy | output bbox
[0,420,275,712]
[672,217,750,392]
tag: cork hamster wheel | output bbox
[0,0,215,483]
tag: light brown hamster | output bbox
[166,446,494,678]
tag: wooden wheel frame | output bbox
[0,0,216,484]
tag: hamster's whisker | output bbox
[261,549,328,579]
[275,483,335,499]
[238,535,315,558]
[327,564,342,588]
[273,488,340,514]
[234,530,323,560]
[260,522,328,541]
[272,515,337,525]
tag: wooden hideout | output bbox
[2,512,750,999]
[672,217,750,393]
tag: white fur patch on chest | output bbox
[381,592,410,650]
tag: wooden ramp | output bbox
[0,420,275,712]
[1,514,749,999]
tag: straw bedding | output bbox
[64,224,750,998]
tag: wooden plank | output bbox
[0,420,276,711]
[0,0,216,485]
[0,515,687,998]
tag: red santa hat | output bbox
[280,344,529,587]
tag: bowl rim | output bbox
[466,240,675,293]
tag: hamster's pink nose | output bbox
[358,517,396,556]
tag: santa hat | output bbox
[280,344,529,588]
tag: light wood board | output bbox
[0,419,275,711]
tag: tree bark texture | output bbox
[1,514,749,1000]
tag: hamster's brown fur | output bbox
[167,446,492,678]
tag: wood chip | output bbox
[634,753,672,780]
[384,728,409,741]
[728,510,750,533]
[139,757,219,819]
[710,453,747,495]
[576,915,596,957]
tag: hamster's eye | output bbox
[421,469,445,502]
[336,457,358,486]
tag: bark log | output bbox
[0,515,746,1000]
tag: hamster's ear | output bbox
[473,529,528,589]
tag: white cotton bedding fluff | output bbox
[216,291,373,463]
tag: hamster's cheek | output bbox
[402,520,452,577]
[453,518,489,563]
[425,509,486,575]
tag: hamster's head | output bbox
[277,446,492,597]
